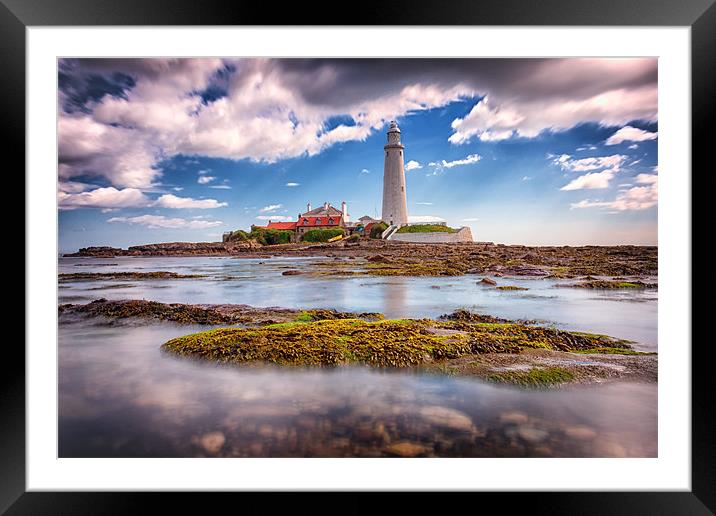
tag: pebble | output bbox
[258,424,274,439]
[386,441,431,457]
[500,411,529,425]
[594,440,628,457]
[517,426,549,443]
[198,431,225,454]
[564,425,598,440]
[419,406,474,432]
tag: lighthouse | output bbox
[381,120,408,226]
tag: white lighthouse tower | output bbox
[381,120,408,226]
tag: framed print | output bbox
[7,0,711,512]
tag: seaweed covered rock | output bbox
[560,279,657,289]
[161,315,638,369]
[58,299,384,327]
[438,309,510,324]
[59,271,205,281]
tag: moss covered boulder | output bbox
[161,310,640,374]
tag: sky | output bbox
[58,58,658,252]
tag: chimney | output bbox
[307,202,311,212]
[324,201,329,210]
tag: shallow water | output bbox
[59,320,656,458]
[59,256,657,351]
[58,256,657,458]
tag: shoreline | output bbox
[63,241,658,279]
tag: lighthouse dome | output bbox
[388,120,401,133]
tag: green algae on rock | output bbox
[161,310,640,377]
[487,367,576,387]
[559,279,657,289]
[59,299,384,327]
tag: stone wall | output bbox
[389,226,473,243]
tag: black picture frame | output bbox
[6,0,709,512]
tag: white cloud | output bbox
[552,154,627,172]
[635,173,658,184]
[209,185,232,189]
[58,185,228,210]
[450,61,657,144]
[255,215,293,221]
[107,214,223,229]
[58,115,160,189]
[173,186,184,191]
[429,154,481,169]
[449,97,522,143]
[405,160,423,171]
[448,87,657,145]
[259,204,282,213]
[522,176,532,181]
[628,144,639,149]
[605,125,658,145]
[462,217,479,221]
[570,176,657,211]
[197,175,216,184]
[285,182,300,187]
[58,187,150,210]
[415,202,433,205]
[407,215,445,223]
[360,169,371,175]
[560,170,616,191]
[153,194,227,209]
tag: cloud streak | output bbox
[429,154,481,169]
[107,214,223,229]
[605,125,658,145]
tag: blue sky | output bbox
[58,58,658,252]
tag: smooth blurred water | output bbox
[59,256,657,351]
[59,320,657,458]
[58,256,657,457]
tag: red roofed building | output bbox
[238,202,359,243]
[265,221,297,231]
[295,215,343,239]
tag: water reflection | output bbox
[59,320,656,458]
[59,256,657,351]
